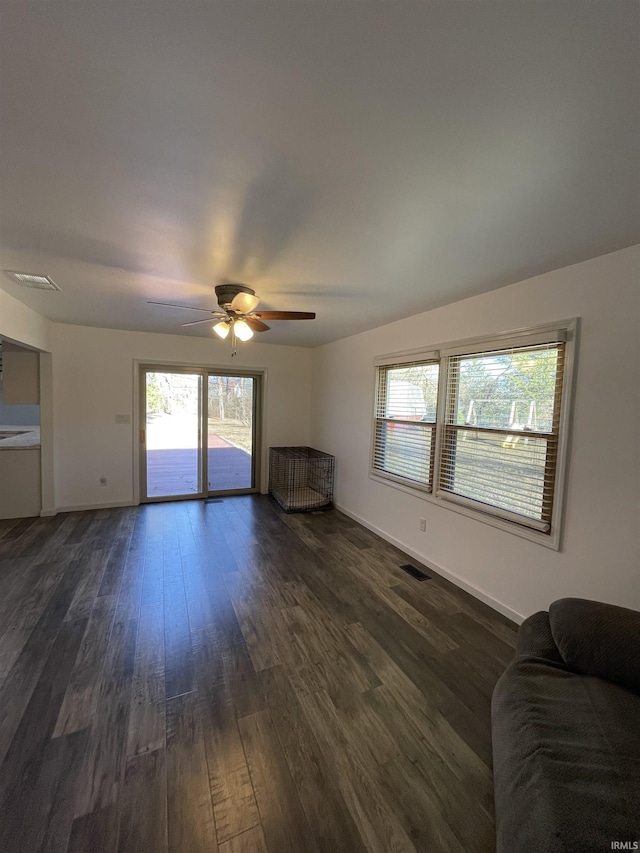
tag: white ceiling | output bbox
[0,2,638,348]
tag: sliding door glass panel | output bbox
[207,374,254,491]
[145,371,202,498]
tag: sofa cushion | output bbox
[517,611,564,661]
[492,657,640,853]
[550,598,640,694]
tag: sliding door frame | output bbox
[137,362,263,504]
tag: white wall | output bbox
[51,324,313,510]
[311,246,640,621]
[2,341,40,405]
[0,380,40,425]
[0,288,51,351]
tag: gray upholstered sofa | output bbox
[492,598,640,853]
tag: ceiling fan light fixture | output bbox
[234,319,254,341]
[151,283,315,347]
[230,291,260,314]
[213,320,230,339]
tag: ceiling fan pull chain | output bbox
[231,324,237,357]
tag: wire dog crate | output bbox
[269,446,335,513]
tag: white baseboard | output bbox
[45,500,138,515]
[334,502,524,625]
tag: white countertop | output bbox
[0,425,41,449]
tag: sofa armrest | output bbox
[550,598,640,694]
[517,611,564,661]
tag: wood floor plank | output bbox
[238,709,319,853]
[282,595,381,706]
[96,542,129,601]
[0,516,22,541]
[211,588,258,653]
[0,616,88,807]
[64,550,110,623]
[54,594,118,736]
[30,729,90,853]
[126,603,166,757]
[140,539,164,606]
[218,825,269,853]
[296,689,418,853]
[0,555,33,610]
[226,574,282,672]
[0,720,89,853]
[117,749,167,853]
[348,559,459,654]
[0,517,43,558]
[0,558,66,640]
[166,692,218,853]
[0,559,87,768]
[163,521,195,698]
[64,511,98,547]
[434,609,516,680]
[0,626,30,688]
[114,544,146,623]
[345,586,496,766]
[218,641,265,720]
[397,575,517,648]
[189,505,240,577]
[13,513,69,559]
[260,665,368,853]
[163,583,194,699]
[365,685,495,841]
[345,621,496,785]
[180,547,216,637]
[376,755,468,852]
[73,617,138,817]
[344,626,493,814]
[192,632,261,844]
[66,806,119,853]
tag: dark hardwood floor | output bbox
[0,496,517,853]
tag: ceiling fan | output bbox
[148,283,316,351]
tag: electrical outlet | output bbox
[419,518,426,532]
[100,477,108,487]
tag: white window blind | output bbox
[372,360,439,490]
[436,340,565,531]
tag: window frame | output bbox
[371,351,440,493]
[370,320,578,550]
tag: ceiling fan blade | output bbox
[147,301,217,312]
[230,292,260,314]
[254,311,316,320]
[245,317,270,333]
[180,317,224,327]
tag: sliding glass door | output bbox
[142,370,203,499]
[207,374,256,492]
[140,366,260,502]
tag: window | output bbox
[372,358,439,491]
[371,323,575,546]
[437,339,564,531]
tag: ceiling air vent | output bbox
[3,270,61,291]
